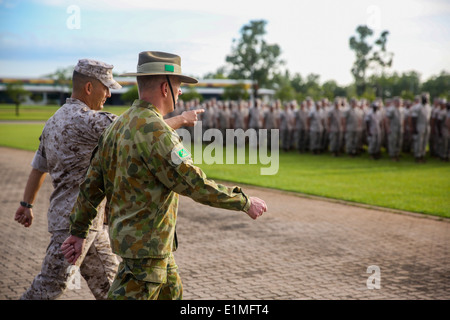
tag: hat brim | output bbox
[100,79,122,90]
[119,72,198,84]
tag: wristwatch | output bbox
[20,201,33,208]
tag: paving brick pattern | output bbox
[0,147,448,300]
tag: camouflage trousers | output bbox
[329,131,343,153]
[413,131,429,158]
[108,253,182,300]
[345,131,357,155]
[309,131,322,152]
[388,130,403,157]
[20,226,119,300]
[367,134,381,155]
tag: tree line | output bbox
[204,20,449,103]
[3,19,449,115]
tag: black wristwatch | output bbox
[20,201,33,208]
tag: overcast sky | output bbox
[0,0,449,86]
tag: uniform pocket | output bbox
[123,257,168,284]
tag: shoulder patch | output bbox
[171,144,192,165]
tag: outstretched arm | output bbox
[165,109,204,129]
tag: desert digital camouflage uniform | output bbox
[327,104,343,155]
[232,103,245,130]
[200,101,215,135]
[411,102,432,158]
[279,106,290,151]
[21,98,119,300]
[294,105,307,152]
[365,107,382,157]
[262,104,276,148]
[308,104,323,153]
[437,106,449,160]
[69,99,252,300]
[343,105,358,155]
[386,104,403,158]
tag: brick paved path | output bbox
[0,147,448,300]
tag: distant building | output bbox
[0,77,274,105]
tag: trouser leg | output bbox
[329,132,337,153]
[20,230,96,300]
[108,253,182,300]
[79,226,119,300]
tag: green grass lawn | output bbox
[192,146,450,218]
[1,104,449,218]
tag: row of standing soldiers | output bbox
[166,94,450,162]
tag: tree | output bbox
[6,81,31,116]
[203,66,228,79]
[121,85,138,104]
[322,80,346,101]
[349,25,374,95]
[179,86,203,102]
[349,25,393,97]
[226,20,283,98]
[43,66,74,105]
[421,71,450,100]
[370,30,394,97]
[272,71,295,102]
[223,83,250,101]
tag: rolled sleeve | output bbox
[31,149,48,173]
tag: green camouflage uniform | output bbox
[70,99,251,300]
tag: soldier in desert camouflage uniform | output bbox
[14,59,122,300]
[411,93,432,163]
[385,97,404,161]
[61,51,267,300]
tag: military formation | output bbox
[168,93,450,162]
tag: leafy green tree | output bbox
[121,85,139,104]
[6,81,31,116]
[179,86,203,102]
[226,20,283,98]
[223,83,250,101]
[322,80,347,101]
[302,74,322,101]
[43,66,74,105]
[349,25,393,97]
[421,71,450,100]
[349,25,374,95]
[272,71,295,102]
[370,31,394,98]
[203,66,228,79]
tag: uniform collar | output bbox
[65,98,91,110]
[132,99,163,117]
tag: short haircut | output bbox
[72,70,99,92]
[136,75,166,93]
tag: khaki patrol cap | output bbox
[74,59,122,89]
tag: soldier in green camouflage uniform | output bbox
[61,51,267,300]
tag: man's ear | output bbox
[161,81,168,98]
[84,81,93,95]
